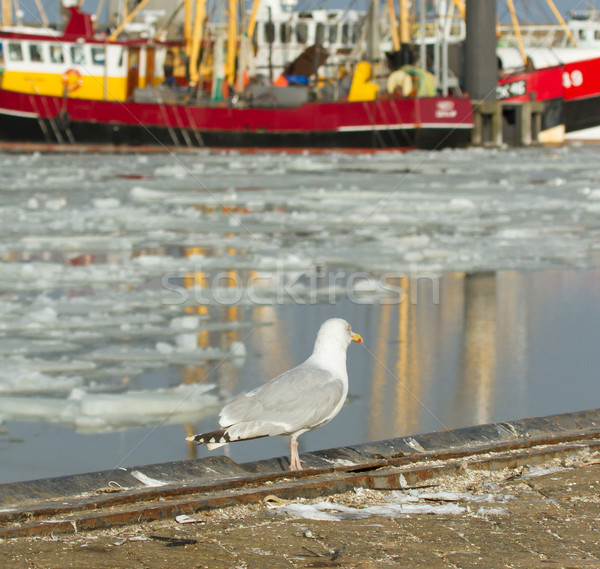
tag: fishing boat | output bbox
[496,55,600,142]
[496,2,600,142]
[0,2,473,151]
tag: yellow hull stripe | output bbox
[1,71,128,102]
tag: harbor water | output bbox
[0,145,599,483]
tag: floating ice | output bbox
[87,345,235,365]
[0,366,82,394]
[153,164,188,179]
[92,197,121,209]
[0,383,220,432]
[0,339,81,355]
[229,341,246,358]
[130,186,171,202]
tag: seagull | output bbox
[186,318,363,471]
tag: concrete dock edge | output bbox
[1,407,599,538]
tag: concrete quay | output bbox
[2,409,600,567]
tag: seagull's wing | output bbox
[219,365,344,437]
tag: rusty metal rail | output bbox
[2,408,600,538]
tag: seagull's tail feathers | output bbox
[186,428,231,449]
[186,422,272,449]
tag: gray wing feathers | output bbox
[219,366,344,436]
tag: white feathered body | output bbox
[187,318,359,451]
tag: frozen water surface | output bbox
[0,146,600,483]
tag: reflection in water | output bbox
[497,271,529,420]
[364,270,534,441]
[459,273,497,426]
[251,306,293,389]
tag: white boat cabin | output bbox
[0,6,169,101]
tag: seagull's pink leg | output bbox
[289,437,303,471]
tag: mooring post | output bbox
[465,0,497,101]
[465,0,502,146]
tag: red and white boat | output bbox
[0,5,473,151]
[497,56,600,142]
[496,4,600,142]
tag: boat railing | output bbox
[497,23,574,48]
[410,20,465,44]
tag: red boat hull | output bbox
[497,57,600,135]
[0,89,473,150]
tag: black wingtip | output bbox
[186,428,231,445]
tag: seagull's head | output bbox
[315,318,363,353]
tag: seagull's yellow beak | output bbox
[351,332,363,343]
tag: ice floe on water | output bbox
[0,383,220,432]
[2,147,599,275]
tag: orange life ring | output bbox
[62,68,83,93]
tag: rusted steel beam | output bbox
[2,408,600,538]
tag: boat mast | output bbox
[95,0,106,28]
[419,0,426,69]
[108,0,152,41]
[225,0,237,85]
[246,0,260,41]
[545,0,578,47]
[236,5,247,93]
[212,0,226,100]
[505,0,527,67]
[399,0,410,46]
[33,0,49,27]
[451,0,464,20]
[189,0,207,86]
[387,0,400,52]
[365,0,381,63]
[184,0,193,58]
[1,0,10,26]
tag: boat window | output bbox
[70,45,85,65]
[7,42,23,62]
[296,22,308,44]
[341,23,349,45]
[596,30,600,40]
[49,44,64,63]
[264,21,275,43]
[280,22,290,44]
[29,44,44,62]
[329,23,338,44]
[316,23,325,45]
[91,47,105,65]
